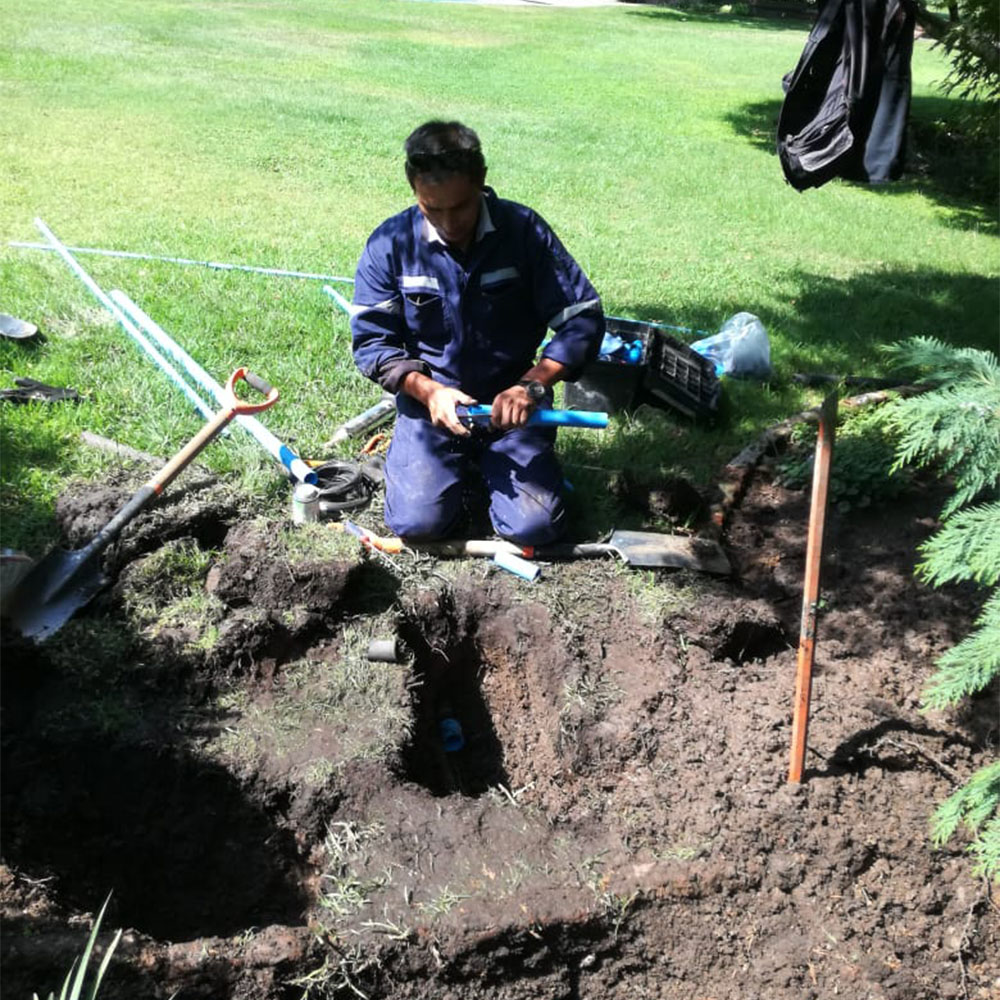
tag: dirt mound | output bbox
[1,471,997,999]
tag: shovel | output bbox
[334,523,731,576]
[0,314,39,339]
[8,368,279,642]
[532,530,731,574]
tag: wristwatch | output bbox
[517,379,546,403]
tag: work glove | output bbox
[0,378,81,404]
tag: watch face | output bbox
[522,380,545,402]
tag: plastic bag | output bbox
[690,312,771,378]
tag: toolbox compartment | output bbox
[563,316,720,420]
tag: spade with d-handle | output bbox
[8,368,279,642]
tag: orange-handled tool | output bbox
[788,392,838,783]
[10,368,278,641]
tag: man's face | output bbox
[412,173,483,251]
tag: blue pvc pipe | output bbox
[459,405,608,429]
[108,290,317,484]
[33,218,218,423]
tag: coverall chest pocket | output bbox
[478,269,531,334]
[402,291,447,347]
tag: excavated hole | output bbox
[397,636,509,798]
[711,618,791,663]
[0,737,308,941]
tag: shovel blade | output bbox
[607,530,731,575]
[6,547,108,641]
[0,313,39,339]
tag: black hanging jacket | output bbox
[777,0,916,190]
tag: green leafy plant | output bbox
[885,336,1000,881]
[913,0,999,107]
[34,894,122,1000]
[776,405,908,511]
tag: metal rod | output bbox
[322,395,396,448]
[788,392,838,784]
[32,219,218,423]
[11,241,355,284]
[109,290,316,485]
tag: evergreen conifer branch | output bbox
[922,591,1000,708]
[917,502,1000,587]
[933,761,1000,881]
[889,382,1000,518]
[972,815,1000,880]
[887,338,1000,881]
[883,335,1000,386]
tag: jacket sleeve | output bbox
[526,212,604,382]
[350,233,429,394]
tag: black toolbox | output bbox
[563,316,720,420]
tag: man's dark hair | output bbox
[404,120,486,186]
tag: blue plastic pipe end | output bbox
[439,717,465,752]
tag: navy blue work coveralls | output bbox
[351,187,604,544]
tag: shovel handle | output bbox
[229,368,279,414]
[151,368,279,495]
[531,543,615,560]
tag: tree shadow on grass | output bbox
[724,95,1000,234]
[777,266,999,364]
[624,2,814,33]
[628,265,998,375]
[0,419,73,555]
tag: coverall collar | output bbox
[418,189,497,247]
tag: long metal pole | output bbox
[12,240,355,284]
[32,219,218,423]
[109,290,316,485]
[788,392,838,784]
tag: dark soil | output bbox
[1,464,997,1000]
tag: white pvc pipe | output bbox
[33,218,218,423]
[109,290,316,485]
[11,241,355,284]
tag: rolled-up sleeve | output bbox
[351,234,429,394]
[527,213,604,381]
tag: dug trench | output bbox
[1,468,997,999]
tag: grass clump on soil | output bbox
[118,537,225,648]
[319,821,392,919]
[279,521,364,564]
[206,618,412,783]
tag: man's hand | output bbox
[490,384,537,431]
[400,371,476,436]
[426,384,478,436]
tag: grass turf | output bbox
[1,0,997,551]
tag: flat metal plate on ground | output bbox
[607,530,731,575]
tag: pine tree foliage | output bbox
[917,502,1000,588]
[883,335,1000,385]
[922,591,1000,708]
[932,761,1000,881]
[885,338,1000,518]
[886,337,1000,882]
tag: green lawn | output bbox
[2,0,997,550]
